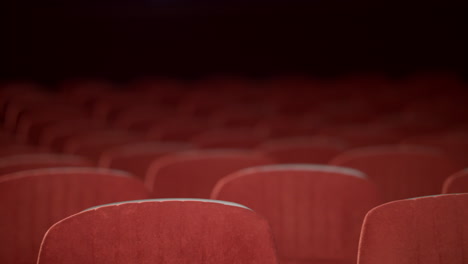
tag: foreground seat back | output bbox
[0,168,150,264]
[37,199,279,264]
[212,164,381,263]
[358,194,468,264]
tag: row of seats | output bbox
[1,75,467,264]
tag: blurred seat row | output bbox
[1,75,467,264]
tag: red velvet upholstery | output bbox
[259,136,347,164]
[146,150,273,198]
[330,145,460,202]
[0,145,44,158]
[99,142,193,179]
[192,129,268,149]
[0,168,151,264]
[36,119,105,149]
[15,108,88,144]
[442,168,468,193]
[402,131,468,167]
[212,164,381,264]
[0,154,92,176]
[358,194,468,264]
[145,119,213,141]
[37,200,279,264]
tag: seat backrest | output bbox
[0,154,92,176]
[0,168,150,264]
[330,145,460,202]
[402,131,468,167]
[99,142,194,179]
[442,168,468,194]
[146,150,273,198]
[37,199,279,264]
[192,129,268,149]
[259,136,347,164]
[358,194,468,264]
[212,164,381,263]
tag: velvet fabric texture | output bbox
[146,150,273,198]
[0,154,92,176]
[0,168,151,264]
[37,200,279,264]
[442,168,468,193]
[358,194,468,264]
[259,136,347,164]
[192,129,268,149]
[330,145,460,202]
[212,164,382,264]
[99,142,193,180]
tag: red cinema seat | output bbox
[259,136,347,164]
[99,142,194,179]
[37,119,106,150]
[330,145,460,202]
[15,108,89,144]
[192,129,268,149]
[442,168,468,193]
[212,164,381,264]
[0,154,91,176]
[358,194,468,264]
[0,168,150,264]
[402,130,468,167]
[110,105,172,131]
[319,123,402,147]
[37,199,278,264]
[63,131,141,163]
[0,145,46,158]
[146,150,273,198]
[145,119,213,142]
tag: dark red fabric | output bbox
[358,194,468,264]
[146,150,273,198]
[0,145,44,158]
[259,136,347,164]
[192,129,268,149]
[36,119,105,149]
[330,146,460,202]
[442,169,468,194]
[99,142,193,179]
[37,200,279,264]
[212,165,381,264]
[0,154,92,176]
[402,131,468,167]
[0,168,151,264]
[61,131,142,164]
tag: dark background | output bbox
[3,0,467,83]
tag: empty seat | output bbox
[146,150,273,198]
[145,119,214,142]
[442,168,468,193]
[0,154,91,176]
[402,130,468,167]
[37,119,106,150]
[330,145,460,202]
[37,199,279,264]
[358,194,468,264]
[0,145,46,158]
[0,168,150,264]
[99,142,194,179]
[259,136,347,164]
[192,129,268,149]
[63,131,141,163]
[212,164,381,264]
